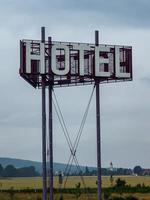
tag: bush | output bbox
[59,195,64,200]
[36,197,42,200]
[75,182,81,199]
[112,196,125,200]
[126,196,138,200]
[103,191,111,200]
[115,178,126,188]
[112,195,138,200]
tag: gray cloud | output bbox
[1,0,150,31]
[60,0,150,28]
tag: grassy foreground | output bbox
[0,176,150,189]
[0,192,150,200]
[0,176,150,200]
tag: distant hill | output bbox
[0,158,42,173]
[0,157,96,174]
[0,158,135,176]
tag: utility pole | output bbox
[48,36,53,200]
[95,30,102,200]
[41,26,47,200]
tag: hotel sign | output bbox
[20,40,132,87]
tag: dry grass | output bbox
[112,193,150,200]
[0,192,98,200]
[0,177,42,190]
[0,176,150,190]
[0,193,150,200]
[1,176,150,199]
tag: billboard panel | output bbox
[20,40,132,88]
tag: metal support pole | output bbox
[95,30,102,200]
[48,36,53,200]
[49,84,53,200]
[41,27,47,200]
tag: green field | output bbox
[0,176,150,189]
[0,176,150,199]
[1,193,150,200]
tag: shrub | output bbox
[36,197,42,200]
[115,178,126,188]
[112,196,125,200]
[103,191,111,200]
[126,196,138,200]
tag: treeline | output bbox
[102,168,132,176]
[0,164,39,177]
[68,166,133,176]
[68,166,150,176]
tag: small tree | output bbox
[112,197,125,200]
[103,191,111,200]
[110,175,114,187]
[59,195,64,200]
[3,165,17,177]
[9,187,15,200]
[36,197,42,200]
[85,166,90,176]
[126,196,138,200]
[133,166,143,175]
[115,178,126,188]
[75,182,81,200]
[0,164,3,177]
[96,180,98,185]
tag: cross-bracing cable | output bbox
[53,86,95,175]
[62,86,95,182]
[53,86,95,178]
[53,86,95,198]
[53,98,83,178]
[53,98,89,193]
[53,98,89,199]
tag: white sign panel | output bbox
[20,40,132,87]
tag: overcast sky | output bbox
[0,0,150,169]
